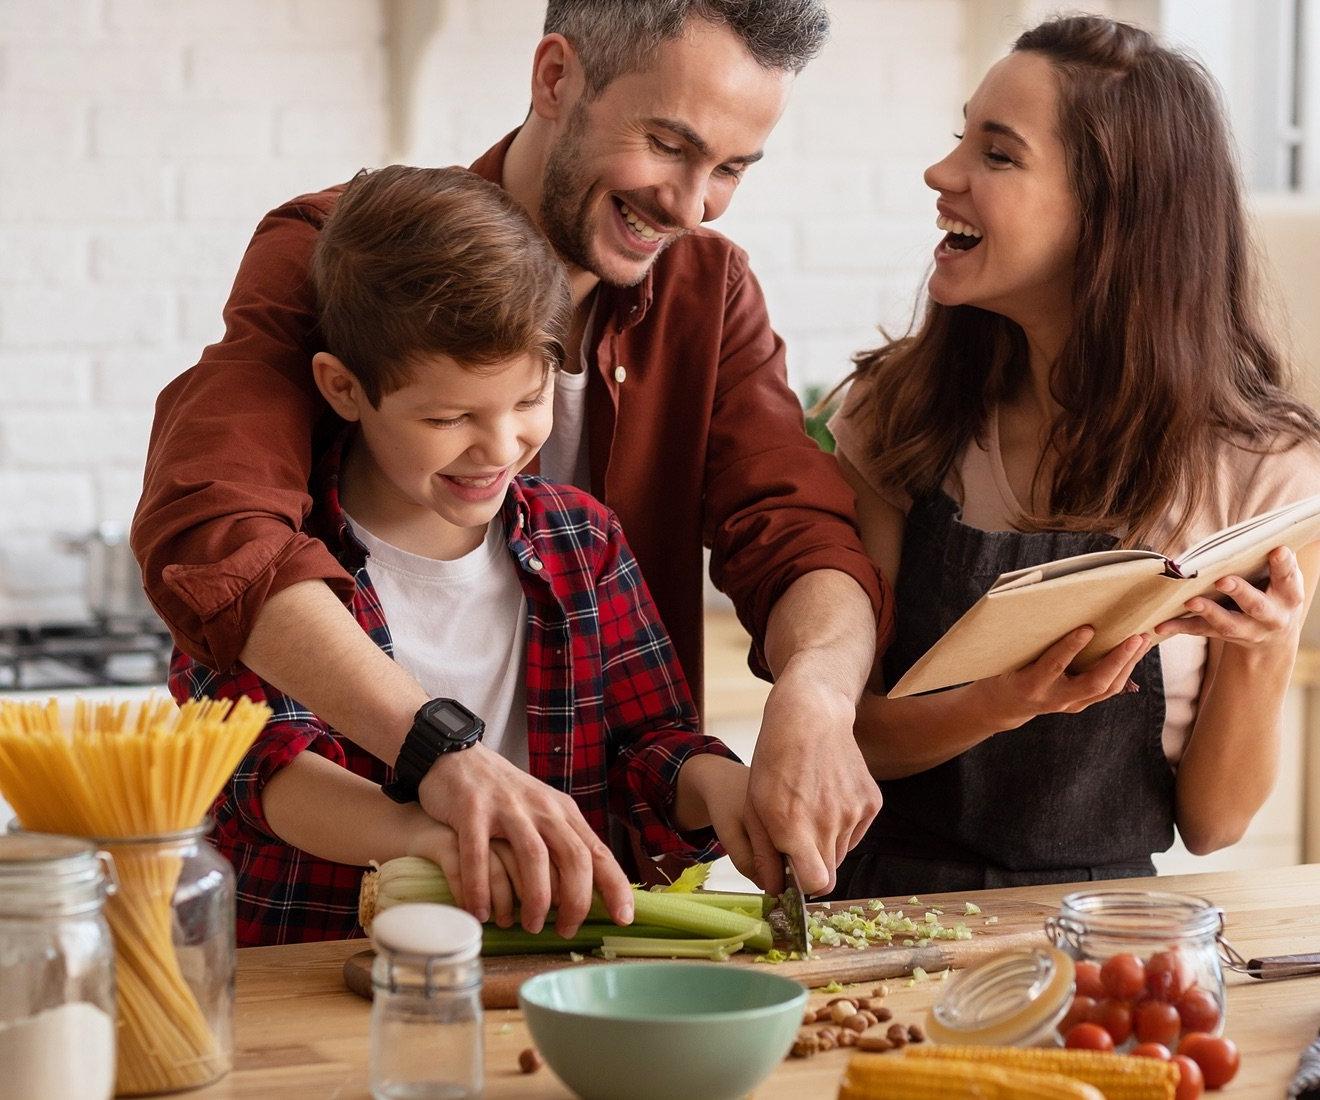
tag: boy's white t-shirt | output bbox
[344,513,530,770]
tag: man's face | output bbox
[539,19,792,287]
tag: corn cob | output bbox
[838,1052,1103,1100]
[906,1045,1178,1100]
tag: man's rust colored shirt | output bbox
[133,134,891,708]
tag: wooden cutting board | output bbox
[344,893,1053,1008]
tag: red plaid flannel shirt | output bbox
[171,437,738,946]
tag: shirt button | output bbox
[528,556,543,571]
[613,365,627,384]
[553,745,562,753]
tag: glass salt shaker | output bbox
[0,833,118,1100]
[370,902,484,1100]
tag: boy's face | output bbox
[316,350,553,537]
[538,18,792,288]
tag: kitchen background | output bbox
[1,0,1318,878]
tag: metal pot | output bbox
[61,522,158,625]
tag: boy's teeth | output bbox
[619,201,660,241]
[936,214,983,238]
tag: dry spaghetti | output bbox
[0,697,270,1095]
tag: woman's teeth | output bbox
[619,201,660,241]
[936,213,983,239]
[448,472,501,488]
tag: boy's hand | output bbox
[418,744,635,937]
[674,755,757,883]
[406,820,523,928]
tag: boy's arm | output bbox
[594,512,745,865]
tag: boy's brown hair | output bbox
[311,164,570,406]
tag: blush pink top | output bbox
[831,382,1320,764]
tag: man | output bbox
[133,0,892,935]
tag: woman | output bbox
[829,15,1320,898]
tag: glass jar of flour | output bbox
[0,833,117,1100]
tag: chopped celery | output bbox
[660,863,712,892]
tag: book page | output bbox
[1178,493,1320,572]
[991,549,1165,592]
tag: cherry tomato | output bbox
[1133,1000,1182,1046]
[1074,959,1105,1000]
[1177,987,1221,1034]
[1095,999,1133,1045]
[1101,953,1146,1000]
[1172,1053,1204,1100]
[1132,1042,1172,1060]
[1180,1033,1240,1089]
[1146,949,1194,1001]
[1065,1022,1116,1052]
[1060,994,1098,1034]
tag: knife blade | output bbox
[779,861,812,956]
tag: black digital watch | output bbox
[381,698,485,804]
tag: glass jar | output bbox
[370,902,484,1100]
[0,832,117,1100]
[1046,890,1226,1050]
[92,823,236,1096]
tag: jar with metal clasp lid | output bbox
[370,902,484,1100]
[0,832,118,1100]
[1046,890,1227,1050]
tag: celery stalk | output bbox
[599,932,749,961]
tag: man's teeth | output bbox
[619,201,660,241]
[936,214,983,238]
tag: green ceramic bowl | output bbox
[518,962,807,1100]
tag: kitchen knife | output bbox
[779,861,812,957]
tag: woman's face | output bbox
[923,51,1080,336]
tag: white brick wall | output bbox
[0,0,388,623]
[0,0,968,624]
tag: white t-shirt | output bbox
[344,513,530,770]
[538,292,596,491]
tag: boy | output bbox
[170,165,748,947]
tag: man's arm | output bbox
[132,191,353,670]
[702,251,890,896]
[240,578,636,939]
[747,569,881,895]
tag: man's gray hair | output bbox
[544,0,830,93]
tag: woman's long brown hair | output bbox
[848,16,1320,548]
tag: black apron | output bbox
[832,490,1176,900]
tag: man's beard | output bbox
[538,104,678,288]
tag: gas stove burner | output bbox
[0,617,173,691]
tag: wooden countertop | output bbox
[197,864,1320,1099]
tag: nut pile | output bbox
[788,985,926,1059]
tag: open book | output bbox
[888,494,1320,699]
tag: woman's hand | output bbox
[406,820,523,929]
[977,626,1153,731]
[1154,546,1306,650]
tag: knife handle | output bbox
[1245,952,1320,979]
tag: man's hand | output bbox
[744,667,882,896]
[418,744,635,936]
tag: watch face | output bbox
[423,699,482,744]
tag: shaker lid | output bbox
[371,902,482,961]
[926,947,1075,1047]
[0,831,97,867]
